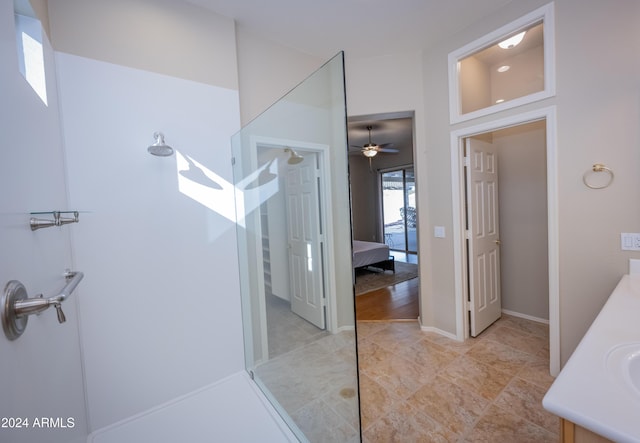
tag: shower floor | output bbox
[88,372,297,443]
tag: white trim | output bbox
[450,106,560,376]
[336,325,355,334]
[501,309,549,325]
[418,324,461,342]
[448,3,556,124]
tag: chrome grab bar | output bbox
[1,271,84,340]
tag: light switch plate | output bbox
[621,233,640,251]
[434,226,445,238]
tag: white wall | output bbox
[554,0,640,363]
[0,2,87,442]
[235,26,324,125]
[47,0,249,431]
[57,52,244,430]
[48,0,238,89]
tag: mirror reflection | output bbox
[231,53,360,442]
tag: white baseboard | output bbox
[418,317,461,342]
[336,325,355,333]
[501,309,549,325]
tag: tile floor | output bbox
[255,294,361,442]
[265,294,330,358]
[357,315,558,442]
[255,329,361,442]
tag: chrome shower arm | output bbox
[13,271,83,320]
[13,296,53,317]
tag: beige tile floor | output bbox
[255,295,361,442]
[357,315,558,442]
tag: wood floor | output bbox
[355,277,419,321]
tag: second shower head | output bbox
[284,147,304,165]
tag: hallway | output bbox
[356,315,557,442]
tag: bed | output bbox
[352,240,395,273]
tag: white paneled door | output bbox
[285,152,326,329]
[466,138,501,337]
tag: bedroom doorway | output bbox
[348,112,420,321]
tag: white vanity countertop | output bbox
[543,274,640,443]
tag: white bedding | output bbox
[352,240,390,268]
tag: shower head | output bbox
[148,132,174,157]
[284,147,304,165]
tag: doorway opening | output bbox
[451,107,559,375]
[348,111,420,321]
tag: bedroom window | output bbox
[381,167,416,255]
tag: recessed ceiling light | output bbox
[497,65,510,73]
[495,99,505,104]
[498,31,526,49]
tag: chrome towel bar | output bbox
[1,271,84,340]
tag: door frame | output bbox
[250,136,339,335]
[450,106,559,375]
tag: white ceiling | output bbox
[182,0,514,59]
[179,0,518,158]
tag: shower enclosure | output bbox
[231,53,361,441]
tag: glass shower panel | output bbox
[231,53,360,442]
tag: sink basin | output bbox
[606,343,640,396]
[626,350,640,394]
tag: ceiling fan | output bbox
[350,125,399,170]
[350,125,399,158]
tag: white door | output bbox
[285,152,325,329]
[466,138,501,337]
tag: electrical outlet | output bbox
[621,233,640,251]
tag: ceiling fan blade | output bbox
[377,147,400,153]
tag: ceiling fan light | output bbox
[363,149,377,158]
